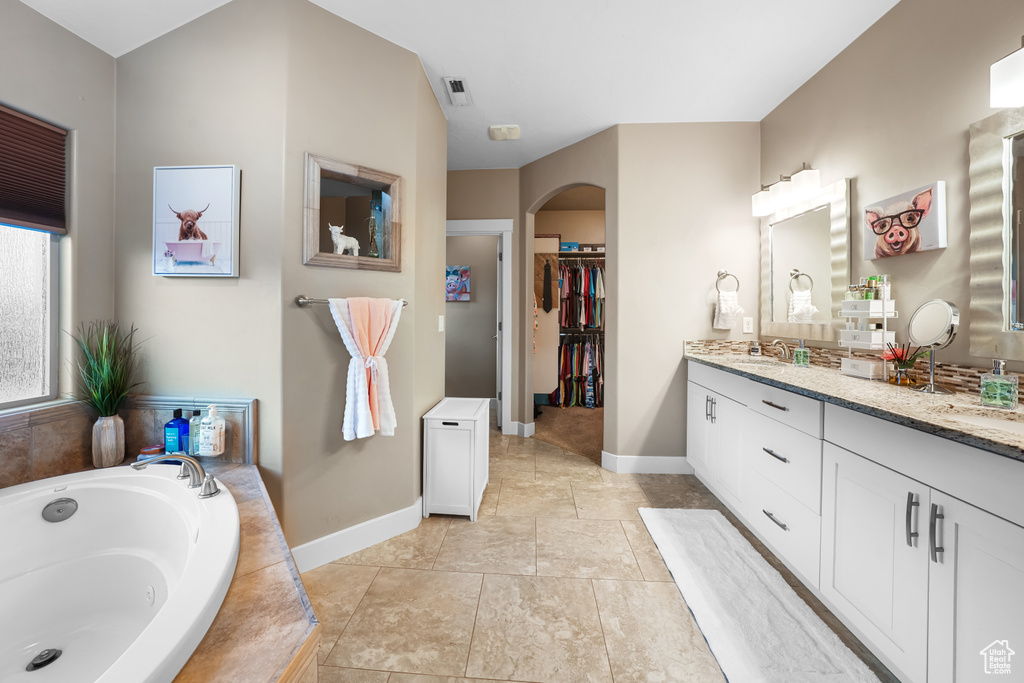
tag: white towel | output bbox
[713,291,744,330]
[788,289,819,324]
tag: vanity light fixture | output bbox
[751,163,819,217]
[991,37,1024,108]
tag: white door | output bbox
[686,382,710,474]
[821,443,929,683]
[712,392,745,511]
[928,490,1024,683]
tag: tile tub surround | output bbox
[175,462,320,683]
[685,349,1024,462]
[301,413,895,683]
[0,395,257,489]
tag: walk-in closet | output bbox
[532,185,606,461]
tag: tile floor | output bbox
[301,415,896,683]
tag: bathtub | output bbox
[0,464,239,682]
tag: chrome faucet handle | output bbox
[198,473,221,499]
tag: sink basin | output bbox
[932,405,1024,437]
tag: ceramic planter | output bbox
[92,415,125,468]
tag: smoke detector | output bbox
[488,125,521,141]
[443,77,472,106]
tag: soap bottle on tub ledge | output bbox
[197,404,226,457]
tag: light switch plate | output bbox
[742,317,754,334]
[438,315,445,332]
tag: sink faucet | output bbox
[770,339,791,359]
[132,453,221,499]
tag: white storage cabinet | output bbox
[422,398,489,521]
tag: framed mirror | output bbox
[760,178,850,342]
[968,105,1024,359]
[303,153,402,272]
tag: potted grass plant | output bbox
[72,321,144,468]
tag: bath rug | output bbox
[639,508,879,683]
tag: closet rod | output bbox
[559,329,605,335]
[295,295,409,307]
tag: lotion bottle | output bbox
[198,404,226,456]
[188,409,202,456]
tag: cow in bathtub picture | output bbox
[445,265,471,302]
[864,182,947,260]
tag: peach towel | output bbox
[328,297,403,440]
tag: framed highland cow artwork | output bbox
[863,181,946,260]
[153,165,241,277]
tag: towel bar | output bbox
[295,295,409,308]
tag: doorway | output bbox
[445,219,513,433]
[531,186,606,461]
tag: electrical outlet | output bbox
[742,317,754,334]
[438,315,445,332]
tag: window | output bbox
[0,104,67,410]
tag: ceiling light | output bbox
[991,38,1024,108]
[488,125,520,141]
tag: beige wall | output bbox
[535,210,606,244]
[0,0,117,397]
[280,0,447,546]
[114,0,446,546]
[761,0,1024,370]
[616,123,760,457]
[115,0,289,506]
[446,169,521,413]
[445,236,499,397]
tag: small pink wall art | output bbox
[864,181,946,260]
[445,265,470,301]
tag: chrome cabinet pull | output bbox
[705,395,711,421]
[762,400,789,412]
[762,509,789,531]
[711,397,717,424]
[762,447,789,463]
[929,503,945,562]
[905,492,919,547]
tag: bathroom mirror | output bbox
[968,105,1024,359]
[908,299,959,394]
[760,178,850,341]
[303,153,402,272]
[769,206,830,324]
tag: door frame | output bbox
[446,219,514,434]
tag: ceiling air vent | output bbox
[443,77,472,106]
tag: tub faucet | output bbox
[132,453,221,498]
[770,339,791,359]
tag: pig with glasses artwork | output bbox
[864,182,947,260]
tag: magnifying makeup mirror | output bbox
[907,299,960,394]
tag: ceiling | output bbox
[20,0,900,171]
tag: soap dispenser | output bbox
[792,340,810,368]
[981,360,1018,409]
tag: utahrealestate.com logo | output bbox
[981,640,1015,675]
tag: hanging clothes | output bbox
[542,261,553,312]
[557,259,605,330]
[550,334,604,409]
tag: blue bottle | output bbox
[164,408,189,457]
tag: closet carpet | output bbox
[532,405,603,462]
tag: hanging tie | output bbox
[543,261,553,313]
[364,356,380,384]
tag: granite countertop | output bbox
[174,463,320,682]
[686,351,1024,463]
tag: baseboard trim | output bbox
[291,497,423,573]
[601,451,693,475]
[512,421,535,437]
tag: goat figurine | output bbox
[328,223,360,256]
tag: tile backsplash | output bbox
[0,395,257,489]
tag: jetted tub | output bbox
[0,464,239,682]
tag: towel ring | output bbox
[716,270,739,293]
[789,269,813,293]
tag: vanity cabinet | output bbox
[821,442,929,683]
[686,379,746,511]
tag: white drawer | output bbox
[688,361,754,405]
[748,382,823,438]
[747,411,822,513]
[745,469,821,587]
[840,329,895,346]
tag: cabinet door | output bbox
[712,392,745,511]
[686,382,710,475]
[821,443,929,683]
[928,490,1024,683]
